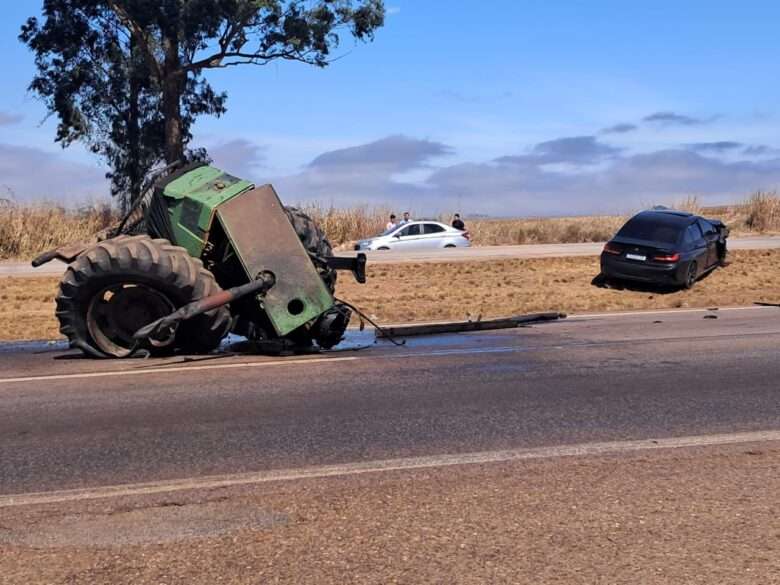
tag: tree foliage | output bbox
[21,0,384,207]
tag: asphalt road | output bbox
[1,305,778,497]
[3,234,779,276]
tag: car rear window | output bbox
[424,223,446,234]
[616,215,684,245]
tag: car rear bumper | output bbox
[601,254,684,284]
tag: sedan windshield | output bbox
[617,216,684,245]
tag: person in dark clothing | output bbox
[452,213,465,231]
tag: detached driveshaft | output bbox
[134,272,276,344]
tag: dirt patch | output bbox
[1,249,779,342]
[0,500,287,547]
[0,276,61,341]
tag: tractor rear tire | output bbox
[55,235,231,357]
[284,207,337,292]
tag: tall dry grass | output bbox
[300,203,627,247]
[672,195,705,216]
[300,203,391,248]
[743,191,780,231]
[465,216,627,246]
[2,192,780,260]
[0,203,115,259]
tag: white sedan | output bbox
[354,221,471,251]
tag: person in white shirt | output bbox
[399,211,411,225]
[386,214,398,231]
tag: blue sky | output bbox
[3,1,780,215]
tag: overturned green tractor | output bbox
[33,163,366,358]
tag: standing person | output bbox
[386,214,398,231]
[452,213,465,231]
[399,211,411,225]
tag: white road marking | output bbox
[569,305,773,319]
[1,430,777,508]
[0,356,359,385]
[0,347,524,386]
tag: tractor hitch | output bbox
[319,253,367,283]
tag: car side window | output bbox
[698,219,717,236]
[399,224,421,237]
[685,224,702,246]
[424,223,445,234]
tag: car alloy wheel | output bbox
[684,261,698,289]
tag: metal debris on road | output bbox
[376,312,566,338]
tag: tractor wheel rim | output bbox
[87,283,176,357]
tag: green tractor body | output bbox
[34,163,364,357]
[154,164,335,337]
[158,165,253,258]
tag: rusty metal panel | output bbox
[216,185,334,336]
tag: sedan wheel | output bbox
[683,261,698,289]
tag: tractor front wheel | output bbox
[55,235,231,357]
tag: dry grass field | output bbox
[338,249,780,323]
[0,203,114,259]
[2,192,780,260]
[2,249,778,342]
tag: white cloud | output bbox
[271,135,780,216]
[6,130,780,216]
[0,143,107,202]
[643,111,719,127]
[207,139,266,180]
[0,111,23,126]
[601,123,637,134]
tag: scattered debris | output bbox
[377,312,566,338]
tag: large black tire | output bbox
[55,235,231,357]
[282,207,350,349]
[284,207,337,292]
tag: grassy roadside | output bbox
[2,192,780,259]
[1,249,779,342]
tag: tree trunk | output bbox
[127,57,141,208]
[162,35,184,164]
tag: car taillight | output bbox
[653,252,680,263]
[603,243,622,255]
[463,231,472,240]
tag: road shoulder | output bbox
[1,440,777,584]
